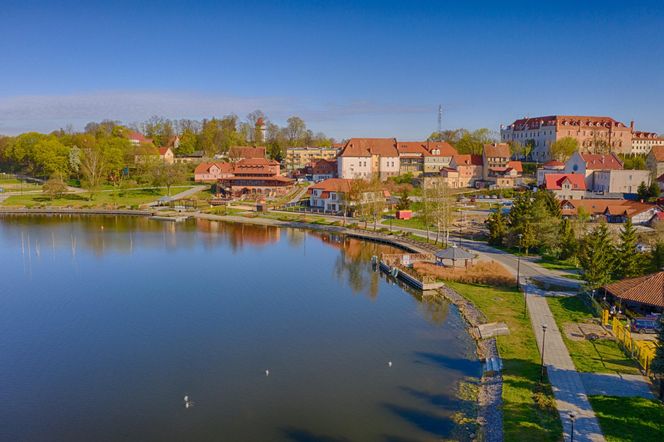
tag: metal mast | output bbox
[437,104,443,141]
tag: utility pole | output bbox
[437,104,443,141]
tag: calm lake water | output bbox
[0,216,480,442]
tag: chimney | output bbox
[630,121,634,129]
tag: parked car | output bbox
[630,317,661,334]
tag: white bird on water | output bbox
[183,395,194,409]
[265,369,270,376]
[388,361,393,367]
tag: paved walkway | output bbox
[579,372,654,398]
[527,293,605,442]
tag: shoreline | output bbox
[0,207,504,441]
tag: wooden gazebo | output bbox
[435,245,476,268]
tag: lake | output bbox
[0,216,481,441]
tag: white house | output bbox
[337,138,399,180]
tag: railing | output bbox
[611,316,658,375]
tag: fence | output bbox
[611,316,658,375]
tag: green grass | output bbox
[546,296,641,375]
[537,256,579,272]
[1,188,173,208]
[589,395,664,442]
[447,282,562,441]
[387,216,431,231]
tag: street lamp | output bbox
[540,324,548,383]
[569,412,576,442]
[523,277,529,318]
[516,233,523,289]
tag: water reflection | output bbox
[0,215,479,442]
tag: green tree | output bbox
[649,180,660,200]
[42,176,68,199]
[396,188,410,210]
[486,207,508,246]
[651,242,664,272]
[558,218,578,260]
[614,218,642,279]
[150,163,186,196]
[550,137,578,162]
[637,181,650,201]
[578,223,615,288]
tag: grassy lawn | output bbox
[387,216,431,231]
[546,296,641,375]
[447,282,562,441]
[537,256,579,272]
[589,395,664,442]
[1,188,172,208]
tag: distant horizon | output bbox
[1,0,663,138]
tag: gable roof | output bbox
[194,162,233,174]
[310,178,354,193]
[650,146,664,162]
[507,161,523,173]
[396,142,429,155]
[561,199,656,217]
[544,173,586,190]
[425,141,458,157]
[228,146,266,159]
[483,143,511,158]
[452,154,483,166]
[579,153,623,170]
[127,131,153,144]
[604,272,664,308]
[158,147,172,155]
[507,115,628,131]
[339,138,398,157]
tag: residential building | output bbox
[542,173,586,200]
[127,131,153,146]
[447,154,483,188]
[646,146,664,180]
[603,271,664,315]
[592,169,650,195]
[500,115,634,161]
[423,141,458,174]
[217,158,294,197]
[337,138,399,180]
[560,199,660,224]
[564,152,624,189]
[194,162,234,182]
[482,143,522,188]
[396,142,429,175]
[158,147,175,165]
[174,150,205,164]
[304,159,338,181]
[631,131,664,155]
[536,160,566,185]
[285,146,340,171]
[228,146,266,161]
[308,178,389,213]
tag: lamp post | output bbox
[523,277,529,318]
[569,412,576,442]
[540,324,548,383]
[516,233,523,289]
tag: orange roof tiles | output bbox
[580,153,623,170]
[544,174,586,190]
[228,146,266,159]
[604,272,664,308]
[651,146,664,162]
[484,143,511,158]
[453,154,483,166]
[425,141,458,157]
[310,178,354,193]
[194,162,233,174]
[339,138,398,157]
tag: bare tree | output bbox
[80,147,108,200]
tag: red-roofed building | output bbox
[482,143,522,188]
[309,178,388,214]
[337,138,399,180]
[447,154,483,188]
[631,131,664,155]
[543,173,586,200]
[303,159,338,181]
[537,160,566,185]
[157,146,174,164]
[228,146,266,161]
[500,115,634,161]
[423,141,458,174]
[216,158,293,197]
[565,152,625,190]
[604,271,664,314]
[127,131,153,146]
[194,162,234,182]
[647,146,664,179]
[560,199,660,224]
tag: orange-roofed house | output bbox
[647,146,664,179]
[560,199,660,224]
[542,173,586,200]
[158,147,175,165]
[423,141,458,174]
[536,160,566,185]
[604,271,664,314]
[304,159,338,181]
[396,142,429,175]
[448,154,483,188]
[309,178,388,214]
[217,158,294,197]
[337,138,399,180]
[631,131,664,156]
[564,152,623,188]
[228,146,266,161]
[126,131,154,146]
[194,162,234,182]
[482,143,522,187]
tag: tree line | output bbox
[486,190,664,288]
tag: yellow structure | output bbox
[285,146,340,171]
[611,317,658,374]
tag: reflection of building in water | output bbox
[195,219,280,251]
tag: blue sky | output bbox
[1,0,663,139]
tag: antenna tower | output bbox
[437,105,443,141]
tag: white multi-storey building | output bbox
[337,138,399,180]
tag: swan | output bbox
[388,361,393,367]
[265,369,270,376]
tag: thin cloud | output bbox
[0,91,433,135]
